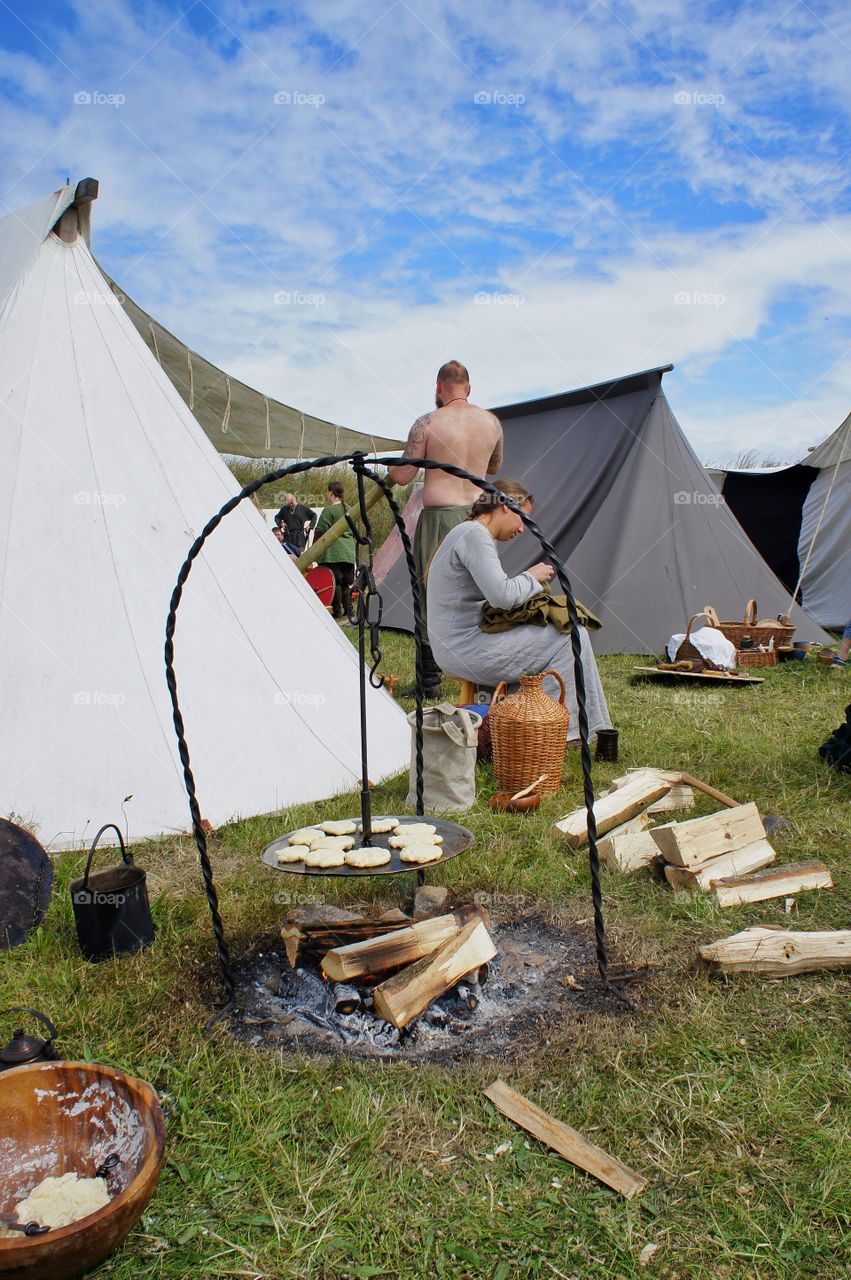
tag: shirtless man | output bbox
[388,360,503,696]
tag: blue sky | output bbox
[1,0,850,459]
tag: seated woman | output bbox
[426,479,611,742]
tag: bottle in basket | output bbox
[488,669,568,795]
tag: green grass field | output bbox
[3,641,850,1279]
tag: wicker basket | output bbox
[674,612,714,664]
[736,648,778,668]
[489,669,568,795]
[704,601,795,649]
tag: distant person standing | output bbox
[314,481,356,622]
[275,492,316,553]
[388,360,503,697]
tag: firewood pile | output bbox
[280,889,496,1030]
[553,767,834,907]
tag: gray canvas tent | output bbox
[377,367,832,653]
[708,414,851,629]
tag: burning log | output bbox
[280,906,410,968]
[698,926,851,975]
[553,771,671,847]
[371,915,497,1029]
[321,906,482,982]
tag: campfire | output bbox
[237,888,611,1060]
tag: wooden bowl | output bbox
[0,1061,165,1280]
[489,792,541,813]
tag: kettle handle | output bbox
[82,824,133,890]
[0,1007,58,1040]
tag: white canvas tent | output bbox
[0,182,408,850]
[709,414,851,629]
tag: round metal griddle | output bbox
[0,818,54,949]
[261,816,474,878]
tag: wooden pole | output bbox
[294,480,385,572]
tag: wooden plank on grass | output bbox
[484,1079,646,1199]
[699,926,851,975]
[650,802,765,867]
[553,773,671,847]
[712,861,833,907]
[664,838,776,892]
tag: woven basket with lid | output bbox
[488,669,568,795]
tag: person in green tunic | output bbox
[314,481,356,622]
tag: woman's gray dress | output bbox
[427,522,611,741]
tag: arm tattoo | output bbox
[402,413,430,461]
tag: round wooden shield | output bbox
[0,818,54,948]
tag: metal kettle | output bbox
[0,1007,59,1070]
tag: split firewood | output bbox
[372,915,496,1029]
[609,768,694,813]
[321,906,481,982]
[280,906,410,968]
[483,1079,646,1199]
[601,812,654,841]
[711,861,833,907]
[599,825,670,874]
[663,838,776,892]
[650,802,765,867]
[553,773,671,847]
[698,926,851,975]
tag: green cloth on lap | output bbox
[480,589,602,635]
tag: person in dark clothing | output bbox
[314,481,356,621]
[275,492,316,552]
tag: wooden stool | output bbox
[447,675,478,706]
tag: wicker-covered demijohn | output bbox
[488,669,568,795]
